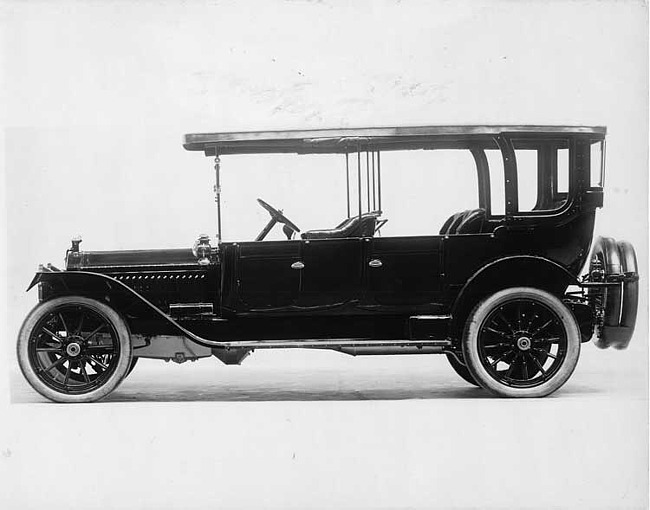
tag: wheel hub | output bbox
[66,339,82,357]
[516,336,532,351]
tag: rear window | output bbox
[512,140,570,213]
[590,140,605,187]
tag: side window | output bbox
[380,149,479,236]
[557,148,569,193]
[485,149,505,216]
[590,140,605,187]
[513,140,570,213]
[515,149,538,211]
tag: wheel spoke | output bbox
[490,349,515,367]
[484,342,511,349]
[522,356,529,380]
[42,357,67,374]
[533,348,556,360]
[58,313,69,335]
[485,326,510,338]
[36,347,63,353]
[504,355,518,379]
[534,336,560,345]
[42,327,64,344]
[63,362,72,385]
[530,319,553,338]
[84,324,106,342]
[495,311,515,334]
[522,313,534,332]
[86,345,115,354]
[530,354,547,377]
[88,356,108,371]
[75,313,85,336]
[79,360,91,383]
[510,352,527,380]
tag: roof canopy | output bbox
[183,125,606,156]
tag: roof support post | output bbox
[470,147,491,213]
[214,152,222,246]
[377,151,382,212]
[371,151,376,211]
[495,135,518,217]
[357,142,362,222]
[345,152,351,218]
[366,150,370,213]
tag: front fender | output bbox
[26,270,225,349]
[29,269,178,321]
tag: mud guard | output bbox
[27,270,228,350]
[450,255,579,337]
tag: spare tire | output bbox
[590,237,639,350]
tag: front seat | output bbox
[302,212,381,240]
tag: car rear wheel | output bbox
[462,287,580,398]
[17,296,132,403]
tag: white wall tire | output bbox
[17,296,132,403]
[462,287,580,398]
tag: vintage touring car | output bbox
[17,125,639,402]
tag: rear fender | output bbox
[450,256,579,339]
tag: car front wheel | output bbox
[462,287,580,398]
[17,296,132,403]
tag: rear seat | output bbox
[439,208,485,235]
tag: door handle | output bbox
[291,261,305,270]
[368,259,383,268]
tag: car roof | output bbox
[183,125,607,155]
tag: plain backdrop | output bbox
[1,1,648,509]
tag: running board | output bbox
[215,338,453,350]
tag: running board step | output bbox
[169,302,214,317]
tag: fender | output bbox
[449,255,579,336]
[27,270,230,349]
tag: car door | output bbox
[362,236,445,314]
[296,237,363,310]
[235,240,301,311]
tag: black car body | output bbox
[17,125,639,402]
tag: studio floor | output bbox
[4,346,647,510]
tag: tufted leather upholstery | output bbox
[302,212,381,240]
[440,208,485,235]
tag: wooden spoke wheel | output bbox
[17,296,132,403]
[462,287,580,398]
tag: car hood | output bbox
[65,248,203,270]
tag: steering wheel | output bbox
[256,198,301,241]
